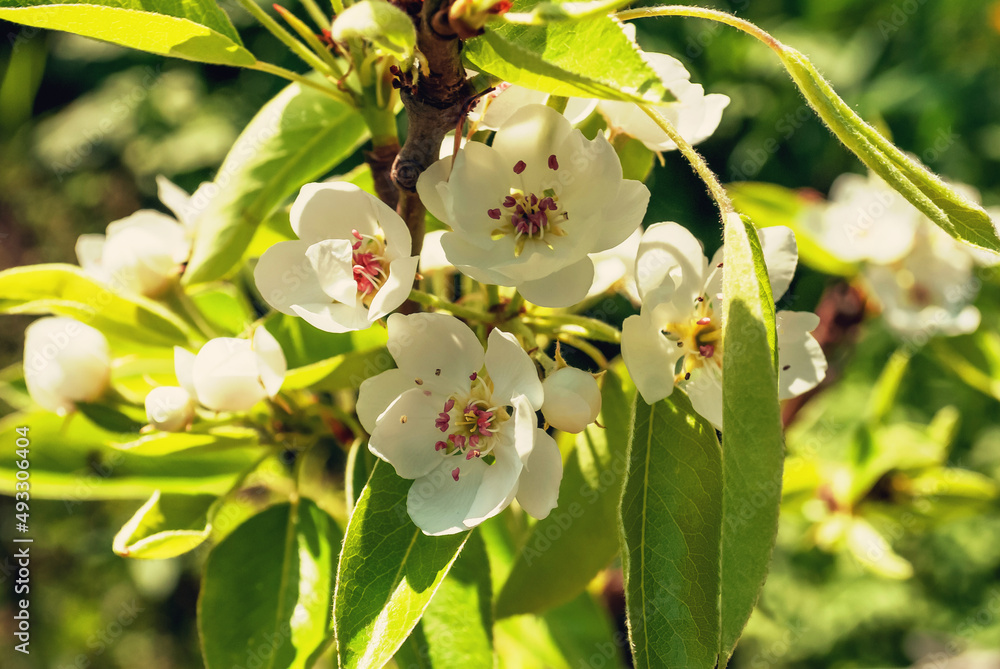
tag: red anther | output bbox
[548,154,559,170]
[699,344,716,358]
[513,160,526,174]
[488,208,501,220]
[452,467,461,481]
[697,317,712,325]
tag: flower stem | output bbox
[502,292,525,320]
[615,5,783,54]
[558,334,609,369]
[251,61,355,105]
[234,0,337,76]
[408,289,494,321]
[523,314,621,344]
[486,283,501,308]
[639,104,735,218]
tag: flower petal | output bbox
[385,312,484,388]
[485,328,543,408]
[683,371,723,431]
[192,338,267,412]
[776,311,827,400]
[75,234,106,273]
[156,175,193,226]
[635,222,707,305]
[415,157,454,224]
[290,302,370,333]
[517,257,594,308]
[622,312,680,404]
[515,429,563,519]
[174,347,197,397]
[759,226,798,302]
[491,104,576,189]
[369,387,448,479]
[356,369,416,433]
[407,458,487,535]
[367,255,419,322]
[589,178,649,254]
[252,327,286,398]
[419,230,453,274]
[305,238,358,306]
[465,432,523,525]
[291,182,380,245]
[444,141,514,243]
[254,240,330,315]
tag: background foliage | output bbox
[2,0,1000,667]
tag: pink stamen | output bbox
[435,441,447,451]
[352,229,363,241]
[470,372,477,381]
[548,154,559,170]
[699,344,716,358]
[436,412,450,431]
[513,160,526,174]
[443,398,455,412]
[488,208,501,220]
[466,449,481,460]
[503,196,517,208]
[452,467,460,481]
[696,317,712,326]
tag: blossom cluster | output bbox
[22,52,835,536]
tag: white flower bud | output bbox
[145,386,195,432]
[541,367,601,434]
[23,317,111,416]
[187,328,287,413]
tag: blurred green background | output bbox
[2,0,1000,667]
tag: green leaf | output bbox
[619,391,722,669]
[183,80,369,284]
[725,181,857,277]
[503,0,635,25]
[111,425,261,456]
[113,490,216,558]
[0,264,195,346]
[199,499,341,669]
[189,283,255,336]
[777,46,1000,254]
[75,402,146,434]
[0,410,257,500]
[495,370,632,617]
[464,0,670,103]
[719,212,783,663]
[0,0,255,66]
[394,532,494,668]
[333,460,470,669]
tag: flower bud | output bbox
[541,367,601,434]
[145,386,195,432]
[187,328,287,413]
[23,317,111,415]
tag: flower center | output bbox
[351,229,388,304]
[661,297,724,382]
[432,372,511,479]
[487,156,568,257]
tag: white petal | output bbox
[635,222,707,305]
[23,317,111,414]
[776,311,827,400]
[367,255,419,321]
[290,302,370,333]
[759,226,798,302]
[444,141,514,242]
[588,227,642,298]
[477,85,548,130]
[464,433,523,525]
[552,132,625,219]
[369,387,449,479]
[357,369,417,434]
[252,327,287,398]
[191,338,267,412]
[174,347,197,398]
[407,458,488,535]
[683,372,723,431]
[290,182,380,245]
[415,157,453,224]
[385,312,484,388]
[145,386,195,432]
[485,328,543,408]
[621,313,680,405]
[541,367,601,434]
[589,179,649,253]
[102,211,189,296]
[441,232,517,285]
[253,240,331,315]
[517,258,595,308]
[491,104,576,188]
[75,234,106,273]
[156,175,193,226]
[419,230,453,274]
[305,238,358,306]
[515,429,563,519]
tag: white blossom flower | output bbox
[145,386,195,432]
[597,52,730,153]
[863,221,982,337]
[621,222,827,429]
[541,367,602,434]
[76,177,197,298]
[468,82,597,131]
[357,313,562,535]
[23,317,111,415]
[254,183,419,332]
[587,227,642,305]
[417,104,649,308]
[168,328,287,413]
[812,172,924,264]
[419,230,453,274]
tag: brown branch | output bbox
[365,142,401,210]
